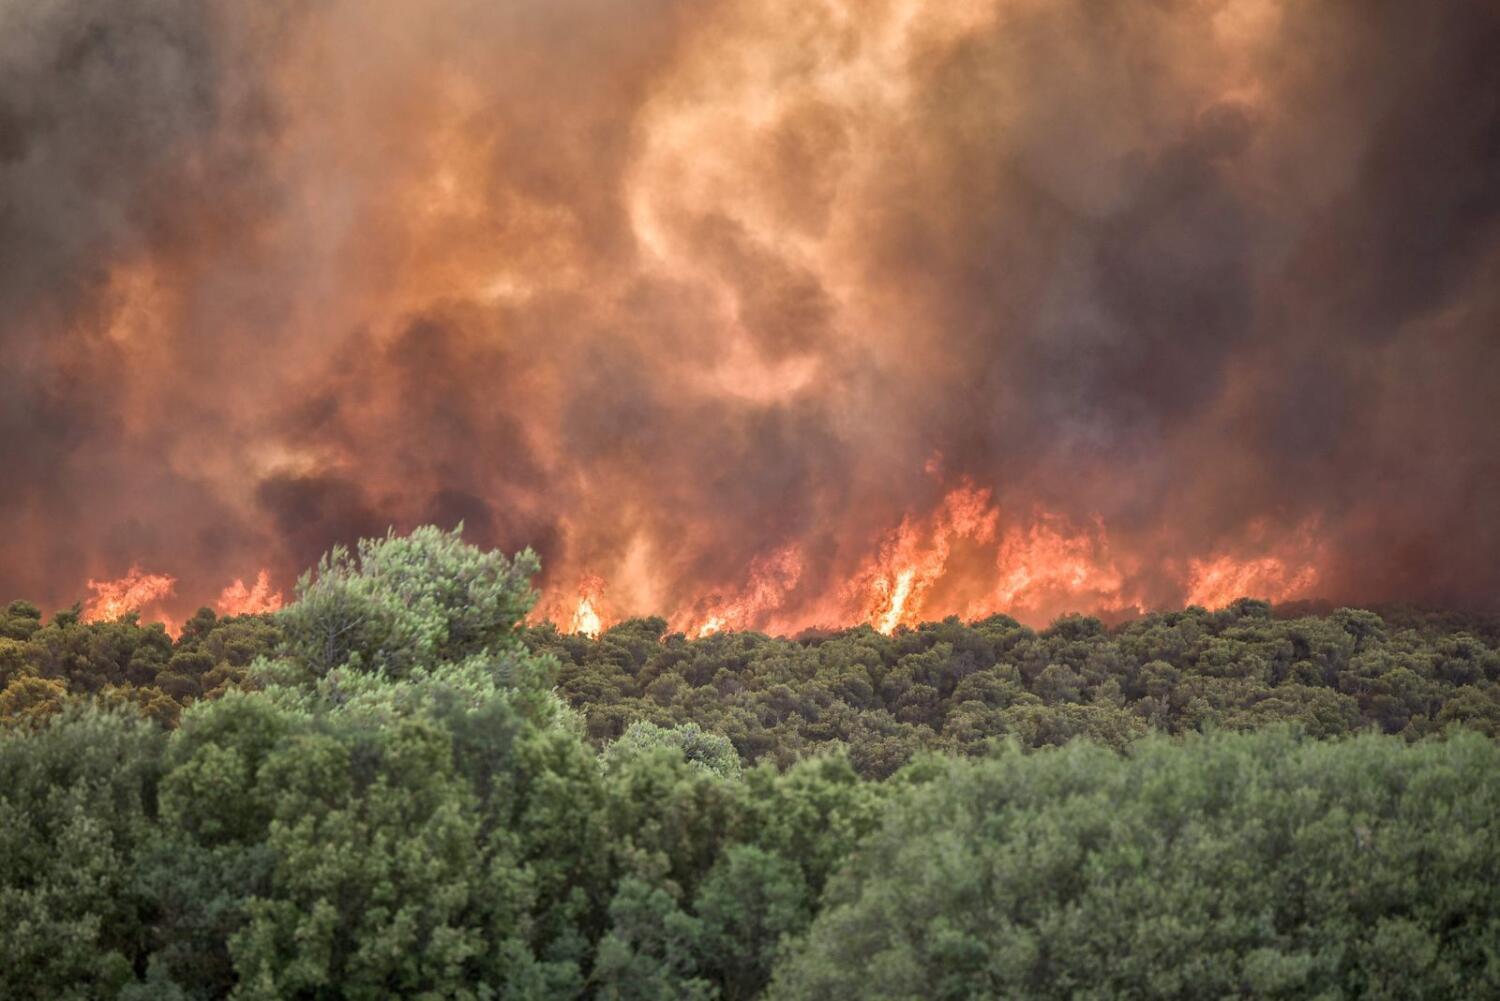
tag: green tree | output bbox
[0,600,43,641]
[0,675,69,728]
[769,730,1500,1000]
[277,525,539,679]
[0,707,165,999]
[694,845,810,1001]
[605,721,743,779]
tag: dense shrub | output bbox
[770,731,1500,999]
[531,601,1500,776]
[2,530,1497,998]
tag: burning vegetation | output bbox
[3,4,1498,997]
[3,0,1498,634]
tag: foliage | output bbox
[529,600,1500,776]
[9,582,1499,776]
[277,525,539,680]
[0,601,280,731]
[1,531,1498,998]
[769,730,1500,1000]
[605,721,743,779]
[0,707,166,999]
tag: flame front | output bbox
[567,575,609,639]
[217,571,285,617]
[678,546,804,637]
[1185,555,1319,610]
[540,480,1327,638]
[71,478,1331,638]
[83,567,178,629]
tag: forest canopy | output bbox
[2,527,1497,999]
[4,532,1497,774]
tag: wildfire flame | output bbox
[569,574,608,638]
[79,568,288,636]
[82,566,178,629]
[874,568,916,635]
[988,513,1130,621]
[855,482,1000,634]
[1,0,1492,656]
[1185,554,1319,609]
[678,545,804,637]
[216,570,285,617]
[78,485,1327,641]
[538,482,1325,637]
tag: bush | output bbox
[769,730,1500,1000]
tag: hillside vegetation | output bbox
[2,528,1497,999]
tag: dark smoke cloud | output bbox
[1,0,1497,627]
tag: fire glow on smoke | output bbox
[4,0,1498,633]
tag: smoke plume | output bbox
[3,0,1497,632]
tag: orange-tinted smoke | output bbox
[3,0,1498,632]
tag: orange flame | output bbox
[987,512,1131,621]
[1185,554,1319,609]
[216,570,284,616]
[78,490,1327,641]
[854,481,999,633]
[82,566,178,629]
[569,574,608,638]
[679,545,804,637]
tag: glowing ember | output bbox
[216,570,284,617]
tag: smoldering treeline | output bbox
[1,0,1497,626]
